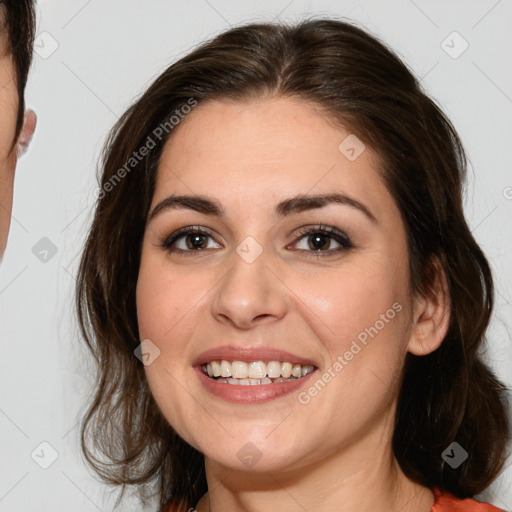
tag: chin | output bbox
[189,427,313,473]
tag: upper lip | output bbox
[192,345,319,367]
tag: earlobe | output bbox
[407,257,451,356]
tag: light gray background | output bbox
[1,1,511,511]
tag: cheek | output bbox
[303,261,406,348]
[136,255,210,346]
[294,255,410,411]
[0,67,18,159]
[295,266,407,422]
[136,259,200,431]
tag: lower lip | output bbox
[194,366,318,404]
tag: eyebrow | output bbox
[147,193,377,224]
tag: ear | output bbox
[407,256,451,356]
[16,109,37,158]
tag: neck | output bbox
[195,413,435,512]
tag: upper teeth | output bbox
[203,360,316,379]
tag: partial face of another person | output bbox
[0,16,36,259]
[136,96,433,473]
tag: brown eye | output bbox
[162,226,221,254]
[291,225,353,255]
[307,233,333,251]
[184,233,209,250]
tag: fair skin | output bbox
[136,96,450,512]
[0,19,37,260]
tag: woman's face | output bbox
[0,23,19,256]
[137,96,420,472]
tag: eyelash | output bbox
[161,224,353,258]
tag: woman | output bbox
[76,18,511,512]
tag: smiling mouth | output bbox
[201,359,317,385]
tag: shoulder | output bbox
[431,487,507,512]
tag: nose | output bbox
[210,242,288,330]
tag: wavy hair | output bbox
[76,18,511,511]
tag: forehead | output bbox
[154,97,393,216]
[160,96,359,164]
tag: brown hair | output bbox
[76,17,511,511]
[0,0,36,150]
